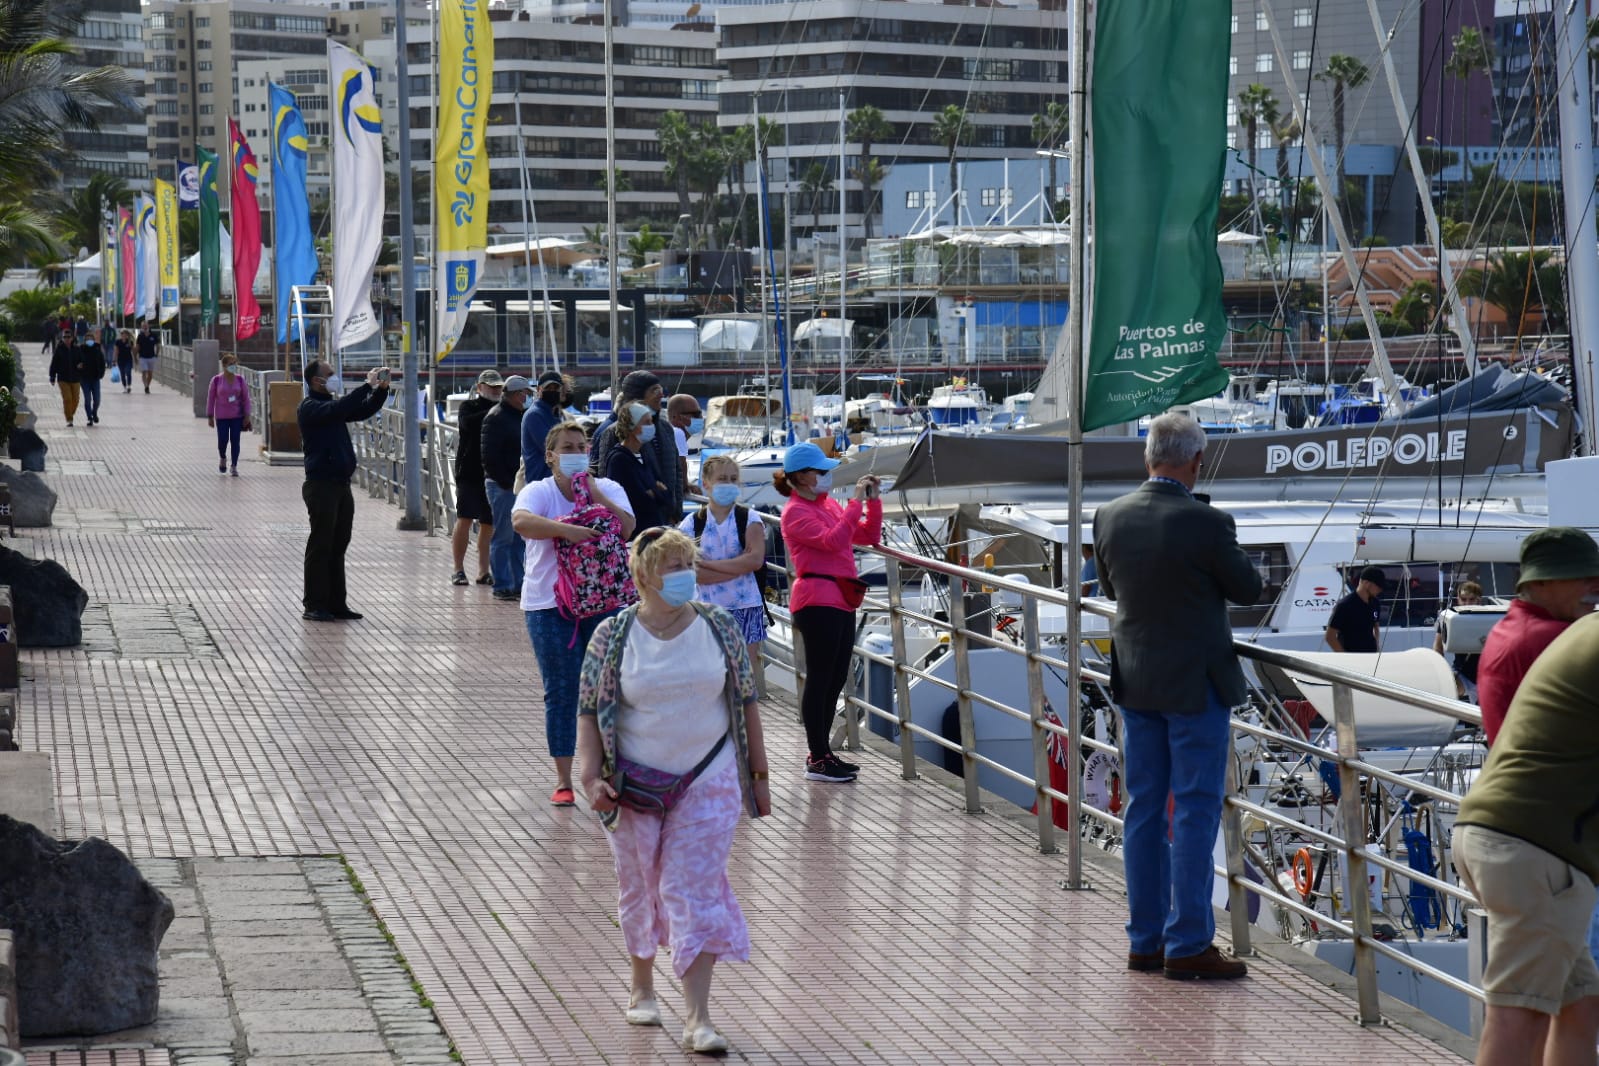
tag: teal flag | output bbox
[197,147,221,326]
[1084,0,1230,431]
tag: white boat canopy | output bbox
[794,317,855,341]
[700,318,761,351]
[1216,229,1264,245]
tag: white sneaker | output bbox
[681,1025,728,1054]
[624,998,661,1027]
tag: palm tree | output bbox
[626,223,667,267]
[847,104,892,170]
[1443,27,1494,215]
[1457,250,1564,334]
[658,110,699,231]
[0,199,62,272]
[1236,84,1279,200]
[50,173,129,254]
[851,157,887,239]
[800,163,832,233]
[930,104,974,225]
[1030,100,1068,214]
[1271,116,1302,222]
[1315,54,1371,235]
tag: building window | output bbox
[197,82,211,93]
[199,125,216,137]
[1255,11,1267,30]
[906,190,923,208]
[1293,50,1311,70]
[1230,14,1238,33]
[1226,99,1238,131]
[195,39,210,50]
[1294,7,1312,27]
[1258,129,1273,149]
[1256,53,1273,73]
[197,60,212,71]
[1229,56,1238,76]
[980,187,998,207]
[196,16,209,27]
[198,104,213,115]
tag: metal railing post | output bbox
[1466,906,1487,1040]
[1022,595,1056,854]
[885,557,920,780]
[1222,751,1253,955]
[948,582,981,814]
[1333,680,1382,1025]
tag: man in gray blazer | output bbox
[1092,412,1264,981]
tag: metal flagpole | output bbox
[396,0,424,528]
[837,89,848,438]
[514,89,538,378]
[603,0,620,393]
[266,89,284,374]
[427,1,439,420]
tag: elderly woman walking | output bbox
[577,527,770,1055]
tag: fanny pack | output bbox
[802,572,870,611]
[613,734,728,814]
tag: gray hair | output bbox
[1144,413,1207,469]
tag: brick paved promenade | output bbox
[12,347,1471,1064]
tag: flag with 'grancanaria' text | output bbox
[434,0,493,361]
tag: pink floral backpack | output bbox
[554,473,637,645]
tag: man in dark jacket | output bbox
[74,337,107,426]
[1093,412,1264,982]
[297,361,390,621]
[589,370,677,518]
[48,338,81,426]
[480,375,531,600]
[450,369,503,586]
[519,370,568,483]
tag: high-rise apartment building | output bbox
[65,0,149,189]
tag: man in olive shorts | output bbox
[1454,615,1599,1065]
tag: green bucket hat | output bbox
[1517,526,1599,588]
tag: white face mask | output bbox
[557,453,588,478]
[324,374,344,395]
[813,471,834,494]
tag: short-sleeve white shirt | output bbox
[514,476,633,611]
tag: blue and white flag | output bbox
[176,160,200,210]
[329,41,384,350]
[270,82,319,345]
[135,193,157,322]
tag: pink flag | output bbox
[118,208,136,318]
[229,118,263,340]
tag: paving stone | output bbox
[228,989,369,1013]
[222,963,358,991]
[245,1057,400,1066]
[238,1008,379,1034]
[206,921,331,939]
[245,1030,388,1057]
[211,935,348,957]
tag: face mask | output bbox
[711,483,740,507]
[659,569,697,608]
[557,453,588,478]
[639,423,657,444]
[814,471,834,494]
[689,417,704,436]
[324,375,344,395]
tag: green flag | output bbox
[1083,0,1231,431]
[197,147,221,327]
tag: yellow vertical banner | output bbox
[155,178,180,324]
[434,0,492,361]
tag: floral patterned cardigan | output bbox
[578,602,762,831]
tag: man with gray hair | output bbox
[1091,412,1263,980]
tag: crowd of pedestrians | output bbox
[46,316,150,427]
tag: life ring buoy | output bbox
[1291,847,1315,899]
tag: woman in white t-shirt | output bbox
[511,422,635,807]
[577,527,770,1055]
[678,454,767,658]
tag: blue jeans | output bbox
[1118,685,1232,960]
[81,378,101,422]
[525,607,617,758]
[485,480,523,594]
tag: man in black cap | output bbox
[589,369,679,517]
[481,375,531,600]
[520,369,568,483]
[450,369,503,586]
[1324,565,1385,653]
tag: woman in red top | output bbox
[776,441,882,782]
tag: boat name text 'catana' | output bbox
[1264,430,1468,475]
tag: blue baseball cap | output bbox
[783,440,841,474]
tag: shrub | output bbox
[0,342,15,390]
[0,387,17,443]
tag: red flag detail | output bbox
[229,118,264,340]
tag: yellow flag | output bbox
[154,178,180,324]
[434,0,492,361]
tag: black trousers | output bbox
[302,479,355,613]
[793,605,858,759]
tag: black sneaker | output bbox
[451,571,469,586]
[805,753,857,782]
[831,754,860,775]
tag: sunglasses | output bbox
[635,525,671,547]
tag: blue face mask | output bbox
[689,417,705,436]
[659,569,697,607]
[710,483,740,507]
[639,423,657,444]
[557,453,588,478]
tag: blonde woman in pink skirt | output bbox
[577,526,771,1054]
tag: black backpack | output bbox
[692,504,772,619]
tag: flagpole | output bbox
[266,91,283,375]
[226,127,239,363]
[428,2,439,418]
[395,2,424,529]
[514,88,537,378]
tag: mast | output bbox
[1260,3,1400,406]
[753,94,795,445]
[1556,0,1599,455]
[838,88,848,443]
[514,89,538,378]
[1062,0,1089,889]
[1360,0,1477,375]
[603,0,620,395]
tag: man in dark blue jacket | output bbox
[298,361,390,621]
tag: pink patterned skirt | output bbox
[606,753,751,977]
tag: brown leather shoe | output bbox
[1163,945,1248,981]
[1127,951,1164,972]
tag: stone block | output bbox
[0,928,15,1050]
[0,590,16,690]
[0,547,84,647]
[0,467,49,525]
[0,693,15,752]
[3,431,43,475]
[0,814,174,1036]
